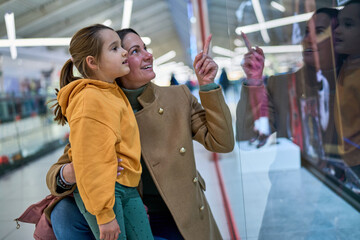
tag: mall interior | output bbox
[1,0,360,239]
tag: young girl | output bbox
[334,0,360,181]
[52,24,153,240]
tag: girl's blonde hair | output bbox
[52,24,114,125]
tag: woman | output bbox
[46,28,234,240]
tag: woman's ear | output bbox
[86,56,98,71]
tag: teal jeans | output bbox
[74,183,153,240]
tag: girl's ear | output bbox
[86,56,98,71]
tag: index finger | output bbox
[203,34,212,55]
[241,31,252,51]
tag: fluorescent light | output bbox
[252,0,270,43]
[0,38,71,47]
[0,37,147,47]
[4,12,17,59]
[271,1,286,12]
[141,37,151,45]
[236,12,313,34]
[103,19,112,26]
[235,45,303,54]
[212,46,236,57]
[122,0,133,28]
[154,50,176,65]
[146,48,153,54]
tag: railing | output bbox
[0,94,69,177]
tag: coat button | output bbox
[193,177,198,183]
[158,108,164,114]
[199,205,205,211]
[179,147,186,154]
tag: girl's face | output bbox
[302,13,334,70]
[96,29,129,83]
[335,4,360,58]
[119,33,155,89]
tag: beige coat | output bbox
[47,82,235,240]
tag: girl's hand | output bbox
[99,218,120,240]
[193,34,218,86]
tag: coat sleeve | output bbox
[46,144,76,197]
[266,76,280,135]
[236,81,275,141]
[236,83,264,141]
[186,85,234,153]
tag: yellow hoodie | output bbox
[57,79,141,225]
[335,58,360,167]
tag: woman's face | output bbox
[302,13,334,70]
[119,32,156,89]
[335,4,360,58]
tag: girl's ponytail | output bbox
[51,59,80,126]
[59,59,80,88]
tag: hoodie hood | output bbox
[57,79,118,116]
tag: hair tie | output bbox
[70,57,74,62]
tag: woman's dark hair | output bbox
[315,7,338,18]
[344,0,360,6]
[52,24,114,125]
[116,28,140,47]
[114,28,141,86]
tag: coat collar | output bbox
[138,82,157,107]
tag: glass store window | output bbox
[220,0,360,239]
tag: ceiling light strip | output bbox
[154,50,176,65]
[4,12,17,59]
[271,1,286,12]
[251,0,270,43]
[236,12,313,35]
[122,0,133,28]
[0,37,150,47]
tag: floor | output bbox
[1,140,360,240]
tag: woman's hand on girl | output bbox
[117,158,124,177]
[194,34,218,86]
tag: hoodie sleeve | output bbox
[69,116,118,225]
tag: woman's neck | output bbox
[121,84,148,112]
